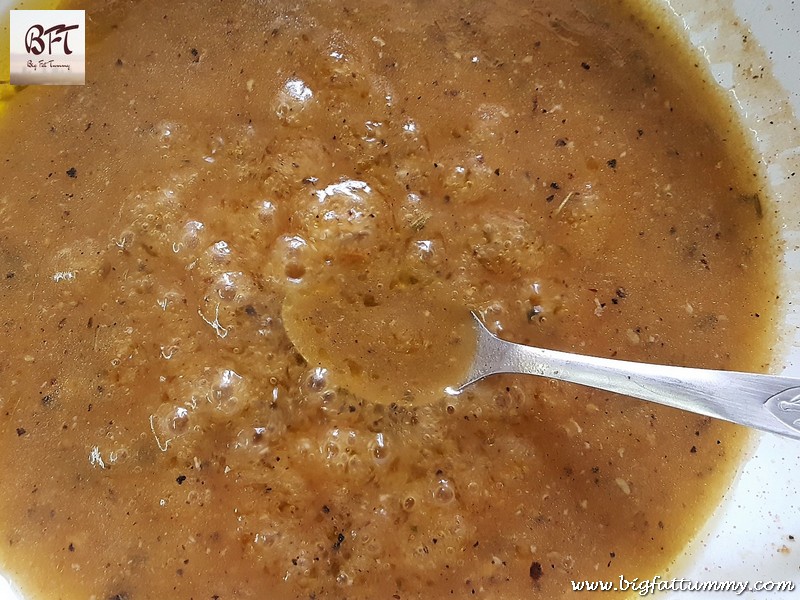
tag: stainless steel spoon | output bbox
[452,312,800,441]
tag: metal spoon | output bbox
[453,312,800,441]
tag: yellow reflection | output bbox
[0,0,63,117]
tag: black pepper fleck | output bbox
[176,475,187,485]
[529,561,543,581]
[66,167,77,178]
[16,428,25,437]
[333,533,345,550]
[607,159,617,169]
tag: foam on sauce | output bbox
[0,0,779,598]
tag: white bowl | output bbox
[0,1,798,598]
[648,1,800,597]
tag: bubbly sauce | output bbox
[0,0,778,598]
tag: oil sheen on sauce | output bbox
[282,261,477,406]
[0,0,778,598]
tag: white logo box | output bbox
[9,9,85,85]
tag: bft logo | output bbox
[25,23,81,56]
[9,10,85,85]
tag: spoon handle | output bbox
[464,314,800,440]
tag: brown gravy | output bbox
[0,0,778,598]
